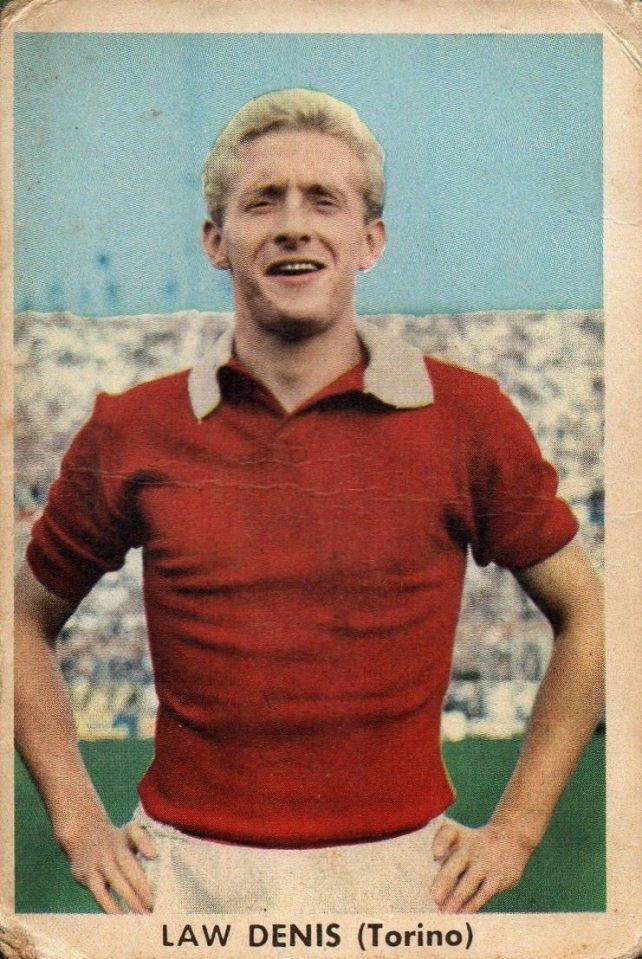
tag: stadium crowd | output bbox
[15,309,603,740]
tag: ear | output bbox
[202,219,230,270]
[359,219,386,273]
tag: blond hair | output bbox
[203,88,385,225]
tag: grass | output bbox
[14,732,605,913]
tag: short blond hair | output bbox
[203,88,385,225]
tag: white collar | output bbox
[187,317,434,421]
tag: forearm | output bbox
[14,565,156,914]
[14,574,110,844]
[489,602,604,846]
[431,540,605,914]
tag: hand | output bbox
[430,819,535,914]
[58,817,158,914]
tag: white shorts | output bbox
[132,805,447,914]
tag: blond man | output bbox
[15,89,603,914]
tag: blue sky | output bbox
[14,33,602,316]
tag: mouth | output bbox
[265,259,325,277]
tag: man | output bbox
[15,88,603,915]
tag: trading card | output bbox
[1,1,640,958]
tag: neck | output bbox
[233,316,364,413]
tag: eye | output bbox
[313,195,338,210]
[246,199,272,211]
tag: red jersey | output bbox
[27,320,578,845]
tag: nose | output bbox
[273,196,311,247]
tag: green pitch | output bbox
[14,733,605,913]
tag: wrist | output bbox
[51,794,110,850]
[486,813,545,852]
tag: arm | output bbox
[14,562,157,914]
[430,537,604,913]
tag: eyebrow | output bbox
[239,184,283,202]
[238,181,349,203]
[307,183,348,201]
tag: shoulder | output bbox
[92,369,192,427]
[422,355,534,448]
[424,355,502,409]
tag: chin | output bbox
[258,312,334,343]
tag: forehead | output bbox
[231,129,364,193]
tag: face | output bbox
[203,129,386,342]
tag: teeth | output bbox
[272,261,321,274]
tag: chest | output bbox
[133,406,473,578]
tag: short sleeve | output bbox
[469,381,579,570]
[26,393,145,604]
